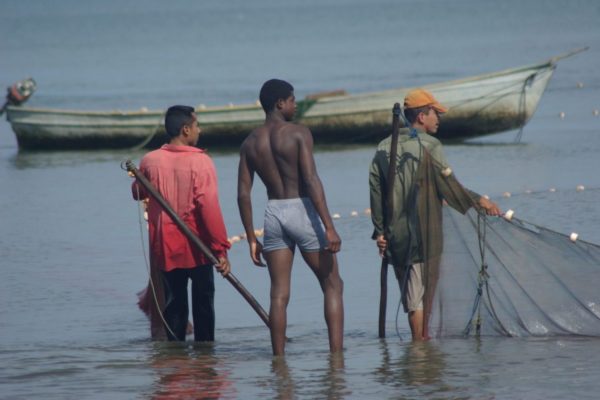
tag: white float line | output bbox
[227,185,597,244]
[488,184,595,200]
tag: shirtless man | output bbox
[237,79,344,356]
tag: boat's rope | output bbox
[441,71,544,112]
[130,113,165,151]
[513,73,537,143]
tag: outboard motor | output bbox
[1,78,36,116]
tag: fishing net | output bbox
[373,135,600,339]
[429,206,600,337]
[416,151,600,338]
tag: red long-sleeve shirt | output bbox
[132,144,230,271]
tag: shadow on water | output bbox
[8,148,146,170]
[3,130,531,170]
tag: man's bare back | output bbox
[237,79,344,355]
[237,90,340,255]
[240,119,321,200]
[240,121,306,200]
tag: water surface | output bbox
[1,0,600,398]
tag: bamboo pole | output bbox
[125,160,271,328]
[378,103,401,338]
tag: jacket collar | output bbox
[160,144,205,153]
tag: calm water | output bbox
[1,1,600,399]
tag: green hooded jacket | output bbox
[369,128,480,267]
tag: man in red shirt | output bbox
[132,105,231,341]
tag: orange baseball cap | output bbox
[404,88,448,113]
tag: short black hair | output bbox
[164,105,195,137]
[404,105,431,124]
[259,79,294,113]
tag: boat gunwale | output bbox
[5,48,586,129]
[5,60,558,117]
[5,102,263,117]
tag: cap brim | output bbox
[431,103,448,113]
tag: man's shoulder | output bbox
[245,121,310,143]
[139,148,164,164]
[374,131,442,156]
[142,147,164,157]
[418,133,442,146]
[272,121,310,139]
[285,120,309,131]
[375,128,413,147]
[240,127,262,153]
[141,146,211,169]
[376,134,396,150]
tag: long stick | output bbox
[125,160,271,328]
[379,103,401,338]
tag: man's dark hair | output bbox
[259,79,294,113]
[404,105,431,124]
[165,105,195,138]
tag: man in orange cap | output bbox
[403,88,448,134]
[369,88,500,341]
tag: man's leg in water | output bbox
[264,248,294,356]
[408,310,424,341]
[406,264,425,341]
[301,250,344,353]
[392,264,422,341]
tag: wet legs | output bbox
[265,248,294,356]
[301,250,344,353]
[264,248,344,355]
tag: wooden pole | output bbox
[125,160,271,328]
[378,103,401,338]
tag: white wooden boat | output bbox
[3,49,586,150]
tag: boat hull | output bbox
[5,62,555,150]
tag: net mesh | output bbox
[415,150,600,338]
[430,207,600,337]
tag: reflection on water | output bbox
[270,357,295,400]
[375,340,450,395]
[319,353,350,400]
[400,342,447,388]
[269,352,350,400]
[149,343,236,400]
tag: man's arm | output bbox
[194,157,231,263]
[131,180,147,200]
[429,140,500,216]
[237,148,265,266]
[297,127,341,253]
